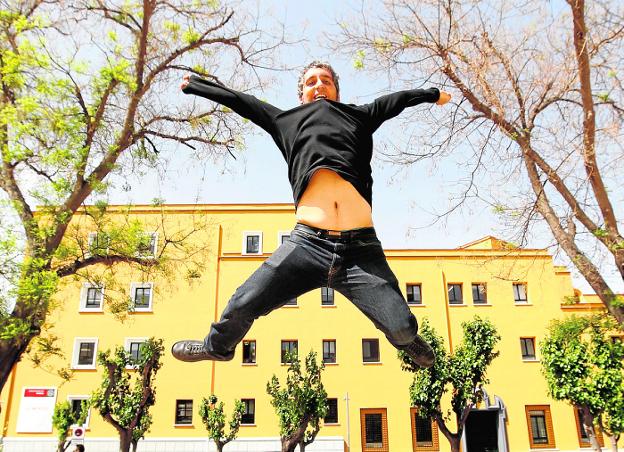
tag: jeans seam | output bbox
[327,250,337,288]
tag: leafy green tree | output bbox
[541,315,624,451]
[90,337,164,452]
[401,317,500,452]
[335,0,624,325]
[266,351,328,452]
[52,399,88,452]
[198,394,244,452]
[0,0,284,398]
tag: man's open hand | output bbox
[180,73,190,90]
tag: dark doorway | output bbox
[465,410,499,452]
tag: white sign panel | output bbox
[16,387,57,433]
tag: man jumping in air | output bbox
[172,61,451,368]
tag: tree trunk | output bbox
[131,439,138,452]
[608,434,618,452]
[217,440,224,452]
[435,415,461,452]
[0,335,32,393]
[442,435,460,452]
[579,405,602,452]
[281,435,301,452]
[0,261,52,394]
[119,431,132,452]
[299,439,305,452]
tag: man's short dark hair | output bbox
[74,445,85,452]
[297,61,340,101]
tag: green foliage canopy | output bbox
[266,351,328,452]
[541,315,624,438]
[403,317,500,452]
[90,337,164,451]
[52,399,88,452]
[198,394,244,451]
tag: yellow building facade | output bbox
[1,203,620,452]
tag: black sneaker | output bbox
[400,335,435,368]
[171,340,233,362]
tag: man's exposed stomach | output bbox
[295,168,373,230]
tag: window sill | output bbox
[522,358,540,363]
[71,366,97,371]
[129,309,153,314]
[240,424,256,427]
[515,303,533,306]
[363,361,382,365]
[242,363,257,366]
[281,305,299,308]
[323,362,338,366]
[473,303,492,307]
[321,305,337,308]
[78,309,104,313]
[174,424,194,428]
[449,303,467,307]
[407,304,426,307]
[324,422,340,426]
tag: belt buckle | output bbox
[326,230,342,237]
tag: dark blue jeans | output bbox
[205,223,418,359]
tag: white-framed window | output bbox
[67,395,91,428]
[129,282,154,312]
[124,337,148,367]
[87,231,110,257]
[137,232,158,258]
[175,399,193,425]
[277,231,291,247]
[406,284,422,305]
[472,283,488,304]
[241,399,255,425]
[79,283,104,312]
[514,283,529,304]
[72,338,98,370]
[362,338,380,363]
[520,337,537,360]
[321,287,335,306]
[324,398,339,424]
[242,231,263,255]
[448,283,463,305]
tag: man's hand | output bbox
[180,73,190,90]
[436,91,451,105]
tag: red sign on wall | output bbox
[23,388,56,397]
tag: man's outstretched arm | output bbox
[365,87,451,131]
[181,74,282,135]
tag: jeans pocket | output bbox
[353,238,381,248]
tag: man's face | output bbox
[300,67,338,104]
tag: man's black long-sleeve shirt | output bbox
[183,75,440,207]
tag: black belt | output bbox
[295,223,377,240]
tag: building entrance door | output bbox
[465,410,499,452]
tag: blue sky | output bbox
[105,0,622,293]
[110,0,500,249]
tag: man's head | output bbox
[298,61,340,104]
[73,445,85,452]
